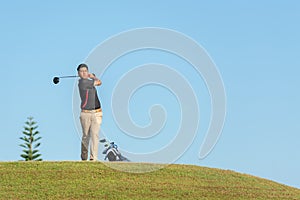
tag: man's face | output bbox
[78,67,89,79]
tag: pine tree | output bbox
[19,117,42,161]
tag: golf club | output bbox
[53,75,78,84]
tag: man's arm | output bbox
[88,73,102,86]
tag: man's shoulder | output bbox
[79,78,93,84]
[78,78,94,89]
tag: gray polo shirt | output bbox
[78,78,101,110]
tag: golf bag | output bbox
[100,139,130,162]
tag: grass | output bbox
[0,162,300,199]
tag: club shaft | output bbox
[59,75,78,78]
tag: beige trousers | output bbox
[80,111,102,161]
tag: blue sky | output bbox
[1,1,300,189]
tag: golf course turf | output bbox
[0,162,299,199]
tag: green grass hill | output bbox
[0,162,299,199]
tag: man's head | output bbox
[77,63,89,79]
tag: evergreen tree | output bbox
[19,117,42,161]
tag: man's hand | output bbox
[94,79,102,86]
[89,73,102,86]
[88,73,96,79]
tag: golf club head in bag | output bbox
[99,139,107,143]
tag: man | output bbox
[77,63,102,161]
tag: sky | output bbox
[1,1,300,189]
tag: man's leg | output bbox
[80,112,91,161]
[89,111,102,161]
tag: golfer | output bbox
[77,63,102,161]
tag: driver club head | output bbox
[53,77,60,84]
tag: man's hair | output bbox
[77,63,88,72]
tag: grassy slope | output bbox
[0,162,300,200]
